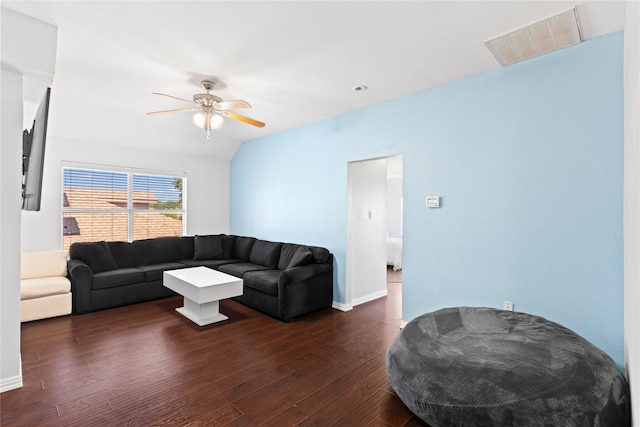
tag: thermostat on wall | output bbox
[426,196,440,208]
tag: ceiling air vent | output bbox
[485,8,583,67]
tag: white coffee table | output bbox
[163,266,243,326]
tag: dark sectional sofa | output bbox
[67,235,334,321]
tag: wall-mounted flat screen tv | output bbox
[22,87,51,211]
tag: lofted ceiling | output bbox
[2,1,627,161]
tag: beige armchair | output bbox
[21,250,72,322]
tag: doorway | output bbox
[346,154,403,309]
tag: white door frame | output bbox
[346,154,402,309]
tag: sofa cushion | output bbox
[20,277,70,300]
[92,268,145,290]
[21,250,68,279]
[193,235,224,260]
[107,241,136,268]
[218,262,270,278]
[222,235,234,258]
[137,262,188,282]
[278,244,303,270]
[243,270,281,296]
[175,236,195,260]
[287,247,314,269]
[232,236,256,260]
[132,237,180,266]
[70,241,118,273]
[249,240,282,269]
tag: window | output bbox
[62,166,186,249]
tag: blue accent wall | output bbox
[231,32,624,367]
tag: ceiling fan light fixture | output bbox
[148,79,265,140]
[193,110,223,139]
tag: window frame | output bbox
[61,162,187,247]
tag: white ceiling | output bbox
[2,1,627,161]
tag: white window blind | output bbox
[62,167,186,249]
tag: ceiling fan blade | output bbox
[152,92,196,105]
[146,108,194,115]
[220,111,265,128]
[215,99,251,110]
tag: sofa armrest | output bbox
[67,259,93,314]
[279,263,332,286]
[278,263,333,321]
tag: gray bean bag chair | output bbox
[386,307,630,426]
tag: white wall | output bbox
[623,0,640,423]
[1,7,57,393]
[1,8,56,105]
[21,137,230,251]
[0,67,25,393]
[346,158,387,306]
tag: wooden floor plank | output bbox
[258,405,309,426]
[1,269,423,426]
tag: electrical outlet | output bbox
[503,301,514,311]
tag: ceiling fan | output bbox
[147,80,265,139]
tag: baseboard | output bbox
[0,373,23,393]
[352,289,388,307]
[332,301,353,312]
[333,290,389,312]
[0,354,23,393]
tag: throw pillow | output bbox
[287,247,313,269]
[278,244,301,270]
[307,246,331,264]
[193,235,224,260]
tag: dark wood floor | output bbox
[2,269,425,426]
